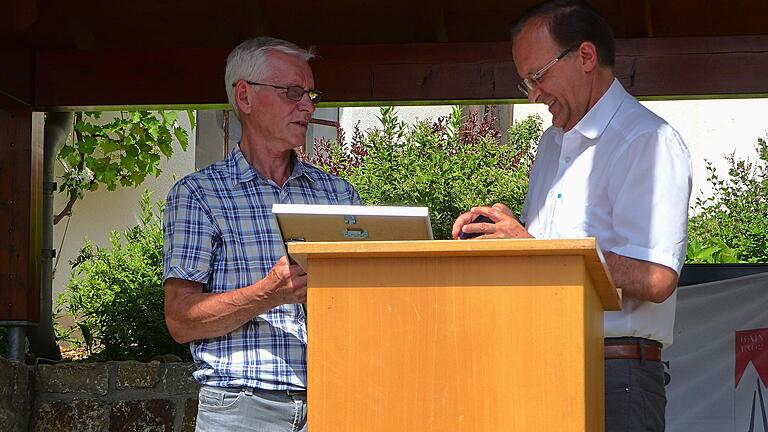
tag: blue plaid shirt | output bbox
[163,145,361,390]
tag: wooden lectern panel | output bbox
[292,239,616,432]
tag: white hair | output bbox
[224,37,315,118]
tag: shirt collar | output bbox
[570,78,626,140]
[228,144,316,185]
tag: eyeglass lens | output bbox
[285,86,322,103]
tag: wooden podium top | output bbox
[288,237,620,310]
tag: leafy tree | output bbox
[304,106,542,239]
[687,137,768,263]
[56,111,194,224]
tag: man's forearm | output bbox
[603,252,679,303]
[165,279,279,343]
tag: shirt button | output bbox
[564,156,572,163]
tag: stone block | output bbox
[37,363,109,395]
[0,408,25,432]
[0,357,32,432]
[181,398,198,432]
[116,360,160,389]
[34,399,107,432]
[0,358,26,406]
[0,358,13,401]
[160,363,199,395]
[110,399,175,432]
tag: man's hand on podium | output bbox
[452,203,534,240]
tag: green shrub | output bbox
[58,191,190,361]
[685,237,740,264]
[687,137,768,263]
[307,106,542,239]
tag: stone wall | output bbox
[0,357,33,432]
[0,357,200,431]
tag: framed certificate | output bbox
[272,204,434,244]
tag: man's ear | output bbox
[234,81,254,116]
[577,41,599,73]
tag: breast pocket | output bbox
[551,196,591,237]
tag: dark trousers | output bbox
[605,358,667,432]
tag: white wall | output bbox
[515,99,768,202]
[339,106,454,136]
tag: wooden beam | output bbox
[615,36,768,97]
[0,44,33,107]
[0,108,43,323]
[242,1,271,39]
[1,0,37,37]
[33,35,768,109]
[34,48,230,108]
[418,0,449,43]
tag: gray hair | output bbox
[224,37,315,118]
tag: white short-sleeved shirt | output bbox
[520,79,692,347]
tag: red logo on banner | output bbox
[735,328,768,388]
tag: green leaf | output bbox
[78,322,94,353]
[121,155,136,172]
[78,136,98,154]
[99,139,121,154]
[159,110,177,125]
[74,120,95,134]
[694,245,719,261]
[131,171,147,185]
[157,140,173,158]
[173,127,188,151]
[186,110,196,130]
[58,145,76,159]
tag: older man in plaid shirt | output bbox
[162,37,360,432]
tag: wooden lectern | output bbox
[288,238,621,432]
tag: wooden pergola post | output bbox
[0,107,43,361]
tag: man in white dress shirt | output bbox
[452,1,692,430]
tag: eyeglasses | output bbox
[517,45,577,97]
[235,80,323,104]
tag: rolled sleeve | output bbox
[609,127,692,274]
[162,180,220,285]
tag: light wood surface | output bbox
[298,239,618,431]
[289,238,620,310]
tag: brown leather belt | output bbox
[604,342,661,362]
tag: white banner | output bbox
[666,272,768,431]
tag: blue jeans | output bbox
[195,385,308,432]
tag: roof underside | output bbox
[10,0,768,49]
[2,0,768,108]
